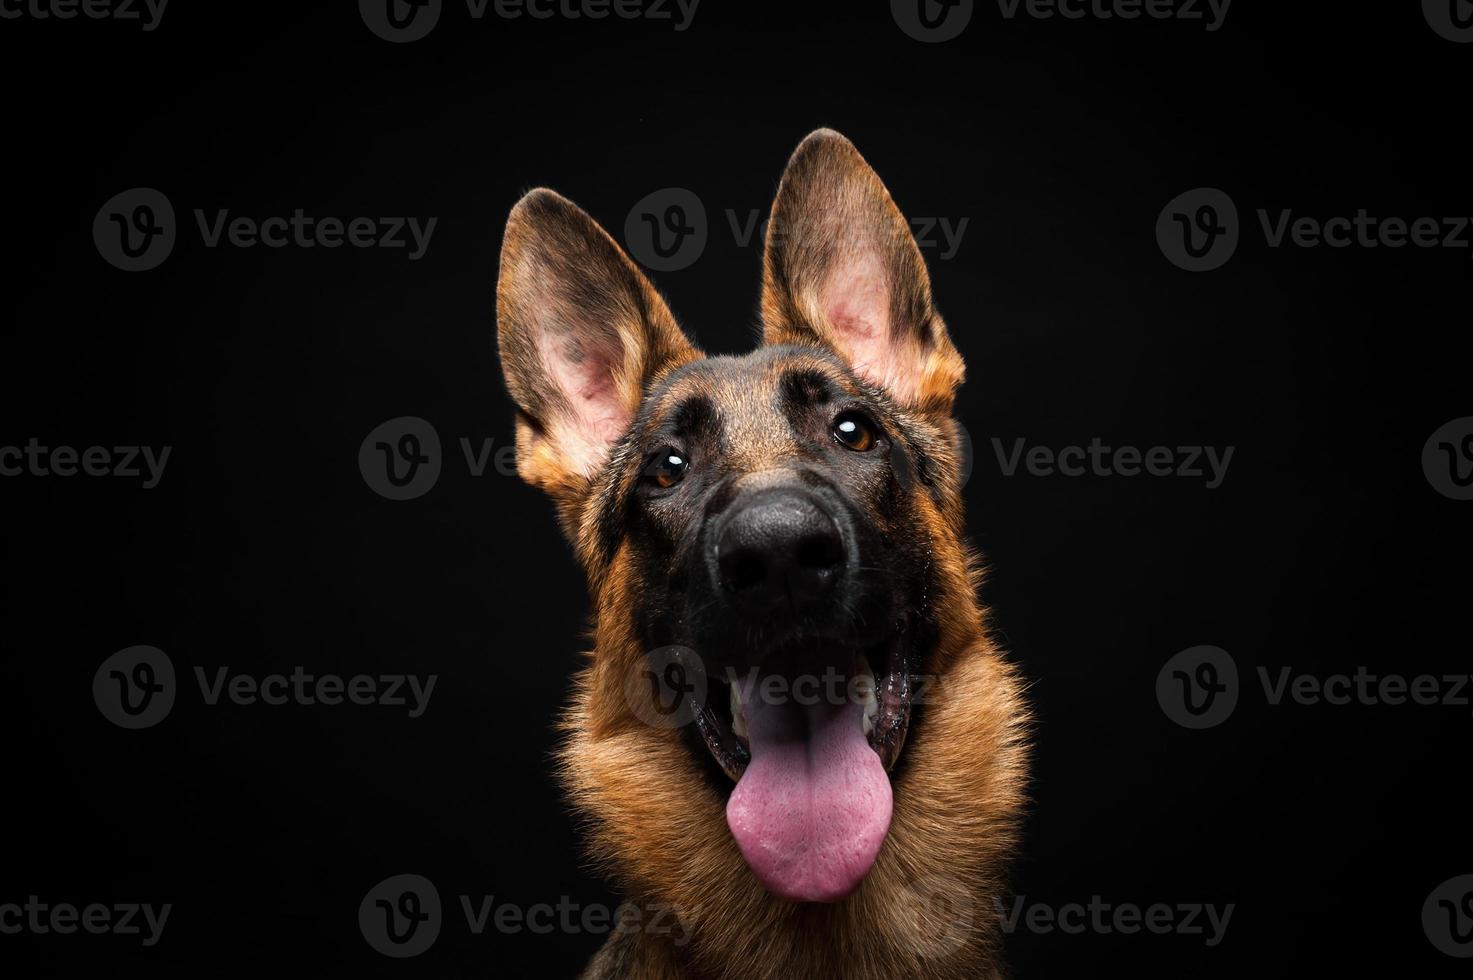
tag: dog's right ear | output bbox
[760,130,964,417]
[497,189,699,524]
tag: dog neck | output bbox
[560,623,1029,980]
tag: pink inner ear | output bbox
[537,326,631,476]
[820,256,919,404]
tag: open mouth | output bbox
[687,620,914,903]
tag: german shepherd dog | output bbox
[495,130,1029,979]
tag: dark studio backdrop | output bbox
[1,1,1468,976]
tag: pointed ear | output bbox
[761,130,964,416]
[497,188,700,514]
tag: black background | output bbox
[2,1,1468,976]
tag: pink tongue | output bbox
[726,674,893,903]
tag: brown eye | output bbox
[833,412,877,452]
[645,450,689,489]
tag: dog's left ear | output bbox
[761,129,964,416]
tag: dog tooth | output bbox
[854,672,878,734]
[730,683,747,739]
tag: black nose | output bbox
[715,491,847,612]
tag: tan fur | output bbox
[496,131,1030,979]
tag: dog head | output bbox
[497,130,1020,944]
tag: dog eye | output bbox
[644,450,689,489]
[832,412,878,452]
